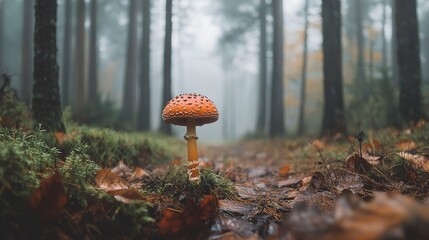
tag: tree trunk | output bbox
[74,0,86,118]
[355,0,366,91]
[119,0,138,126]
[395,0,425,123]
[321,0,346,136]
[381,0,387,78]
[297,0,309,136]
[269,0,285,138]
[33,0,65,132]
[160,0,173,134]
[21,0,34,105]
[256,0,267,135]
[61,0,72,107]
[423,12,429,83]
[0,0,4,71]
[88,0,98,103]
[136,0,151,131]
[390,0,399,85]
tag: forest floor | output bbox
[2,89,429,239]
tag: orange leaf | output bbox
[279,165,291,177]
[95,169,129,192]
[127,167,150,181]
[158,195,219,238]
[170,159,182,166]
[396,139,417,151]
[28,172,67,220]
[54,131,68,145]
[108,188,147,203]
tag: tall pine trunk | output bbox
[256,0,267,134]
[269,0,285,138]
[61,0,72,107]
[160,0,173,134]
[137,0,151,131]
[355,0,366,92]
[381,0,387,78]
[390,0,399,85]
[33,0,65,132]
[119,0,138,126]
[0,0,4,71]
[21,0,33,105]
[321,0,346,136]
[74,0,86,118]
[297,0,310,136]
[395,0,425,123]
[88,0,98,103]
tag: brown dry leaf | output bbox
[108,188,146,203]
[345,153,379,173]
[278,165,290,177]
[415,119,426,129]
[311,139,325,150]
[95,169,129,191]
[321,192,429,240]
[158,195,219,238]
[170,159,182,166]
[127,167,150,181]
[397,152,429,172]
[362,139,383,154]
[54,131,68,145]
[396,139,418,151]
[28,172,67,220]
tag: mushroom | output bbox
[162,93,219,183]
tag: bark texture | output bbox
[321,0,346,136]
[32,0,65,132]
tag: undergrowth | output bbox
[145,166,237,203]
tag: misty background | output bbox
[1,0,428,142]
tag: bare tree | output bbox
[119,0,138,125]
[61,0,72,107]
[88,0,98,103]
[160,0,173,134]
[256,0,267,135]
[321,0,346,136]
[74,0,86,118]
[297,0,310,135]
[269,0,285,138]
[381,0,387,78]
[21,0,34,105]
[390,0,399,85]
[33,0,65,132]
[355,0,366,91]
[395,0,425,122]
[137,0,151,131]
[0,0,4,71]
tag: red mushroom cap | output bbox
[162,93,219,126]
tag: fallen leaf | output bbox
[108,188,147,204]
[311,139,325,150]
[127,167,150,181]
[28,172,67,220]
[278,192,429,240]
[397,152,429,172]
[278,165,290,177]
[54,131,68,145]
[158,195,219,239]
[95,169,129,191]
[345,153,380,173]
[170,159,182,166]
[396,139,417,151]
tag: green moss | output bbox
[145,166,237,202]
[61,126,183,167]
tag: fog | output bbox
[1,0,428,142]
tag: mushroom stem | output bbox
[184,118,200,183]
